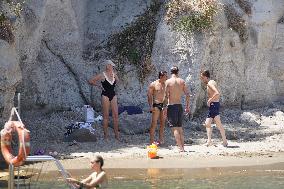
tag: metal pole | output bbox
[8,164,14,189]
[17,93,21,117]
[16,166,20,189]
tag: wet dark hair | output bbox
[158,71,167,79]
[201,70,210,78]
[93,155,104,168]
[170,66,179,74]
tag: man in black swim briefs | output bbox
[147,71,168,145]
[200,70,228,147]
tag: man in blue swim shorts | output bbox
[200,70,228,147]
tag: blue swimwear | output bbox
[207,102,220,119]
[167,104,183,127]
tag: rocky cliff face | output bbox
[0,0,283,119]
[153,0,284,113]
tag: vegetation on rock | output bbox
[235,0,252,15]
[224,4,248,43]
[165,0,219,33]
[108,0,162,83]
[0,0,24,43]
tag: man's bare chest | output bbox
[206,87,214,96]
[154,84,165,93]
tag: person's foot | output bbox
[222,141,228,147]
[205,141,213,147]
[179,148,185,152]
[157,141,166,147]
[159,139,165,145]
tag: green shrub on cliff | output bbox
[165,0,219,33]
[0,0,24,43]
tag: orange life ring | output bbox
[1,121,30,167]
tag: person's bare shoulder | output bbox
[151,80,159,86]
[208,80,216,86]
[165,79,170,85]
[178,78,185,83]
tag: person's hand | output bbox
[207,100,211,107]
[149,107,154,113]
[185,107,190,115]
[66,178,76,183]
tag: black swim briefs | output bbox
[153,103,164,111]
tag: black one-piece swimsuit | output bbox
[101,79,116,101]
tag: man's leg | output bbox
[214,115,228,146]
[150,108,160,144]
[102,96,110,140]
[178,127,184,151]
[158,109,166,144]
[171,127,184,151]
[205,118,213,146]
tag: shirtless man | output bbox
[200,70,228,147]
[147,71,167,145]
[164,66,190,152]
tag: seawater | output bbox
[0,163,283,188]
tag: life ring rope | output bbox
[8,107,23,124]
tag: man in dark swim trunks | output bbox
[200,70,228,147]
[164,66,190,152]
[147,71,168,145]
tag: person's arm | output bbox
[114,72,120,83]
[80,175,92,184]
[81,172,107,189]
[147,83,154,112]
[163,81,169,118]
[163,82,169,106]
[89,74,104,88]
[207,82,220,106]
[183,81,190,113]
[66,175,91,188]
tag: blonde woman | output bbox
[89,60,119,140]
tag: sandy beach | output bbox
[33,152,283,171]
[4,102,280,170]
[1,103,283,171]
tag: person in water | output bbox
[67,155,107,189]
[200,70,228,147]
[89,60,120,140]
[147,71,168,145]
